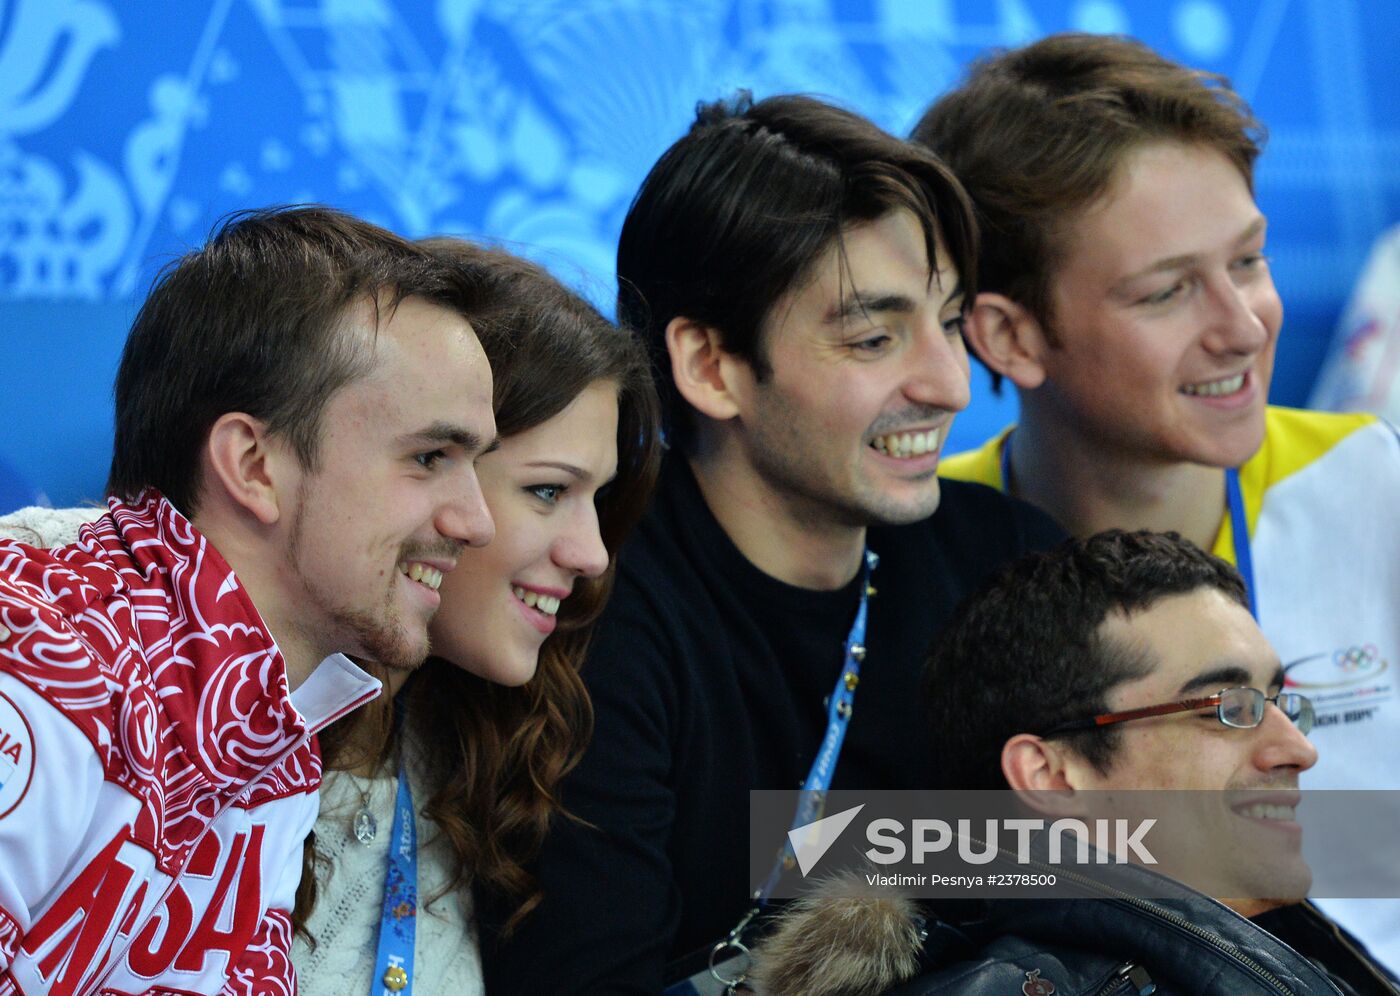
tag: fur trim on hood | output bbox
[748,872,924,996]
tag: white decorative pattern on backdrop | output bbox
[0,0,1397,505]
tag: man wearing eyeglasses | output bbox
[750,531,1396,996]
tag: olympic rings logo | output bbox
[1334,644,1381,673]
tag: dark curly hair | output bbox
[923,530,1247,791]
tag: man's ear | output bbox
[665,316,743,423]
[1001,734,1087,817]
[203,412,290,526]
[965,293,1050,391]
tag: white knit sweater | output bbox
[0,504,101,545]
[293,766,484,996]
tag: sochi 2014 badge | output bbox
[1022,968,1056,996]
[0,690,36,819]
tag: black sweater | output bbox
[481,455,1065,993]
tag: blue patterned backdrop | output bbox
[3,0,1398,508]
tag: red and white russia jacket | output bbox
[0,493,380,995]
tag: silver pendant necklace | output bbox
[352,806,378,845]
[347,772,379,845]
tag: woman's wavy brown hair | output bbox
[296,239,661,939]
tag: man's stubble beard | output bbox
[743,389,944,531]
[284,481,428,674]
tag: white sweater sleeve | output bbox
[0,506,102,547]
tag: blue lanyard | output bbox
[675,550,879,995]
[1001,438,1258,617]
[999,432,1013,493]
[1225,468,1257,618]
[371,761,417,995]
[756,548,879,903]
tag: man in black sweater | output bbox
[480,92,1064,993]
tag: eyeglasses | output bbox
[1042,686,1315,738]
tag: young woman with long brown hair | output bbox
[291,240,661,995]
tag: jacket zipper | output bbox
[968,836,1343,996]
[1097,962,1156,995]
[1051,861,1338,996]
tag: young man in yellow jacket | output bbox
[915,33,1400,968]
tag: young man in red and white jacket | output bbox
[0,207,498,995]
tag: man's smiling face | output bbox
[725,207,972,531]
[1070,587,1317,908]
[277,295,498,673]
[1036,141,1282,469]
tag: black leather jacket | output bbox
[885,895,1395,996]
[751,850,1396,996]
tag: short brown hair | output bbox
[912,33,1263,346]
[109,206,482,515]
